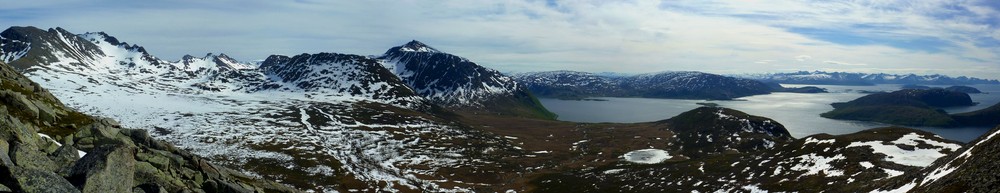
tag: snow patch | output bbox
[622,149,672,164]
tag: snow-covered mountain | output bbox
[259,53,430,108]
[742,71,1000,85]
[514,70,773,100]
[380,40,554,118]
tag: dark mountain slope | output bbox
[380,40,555,119]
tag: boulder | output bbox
[134,161,184,192]
[68,144,136,193]
[0,140,13,167]
[133,183,168,193]
[202,180,253,193]
[10,143,59,172]
[49,142,82,167]
[10,167,80,193]
[0,91,39,119]
[73,121,135,150]
[32,100,59,123]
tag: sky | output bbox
[2,0,999,78]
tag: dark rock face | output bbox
[0,60,298,193]
[515,71,774,100]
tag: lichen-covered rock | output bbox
[49,142,81,168]
[73,121,135,150]
[68,144,136,193]
[10,143,59,172]
[10,167,80,193]
[134,161,184,192]
[0,90,39,119]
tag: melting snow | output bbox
[623,149,672,164]
[846,133,960,167]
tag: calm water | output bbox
[540,84,1000,142]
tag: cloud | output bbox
[795,55,812,62]
[823,60,868,66]
[1,0,997,79]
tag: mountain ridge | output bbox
[742,71,1000,85]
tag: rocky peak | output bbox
[396,40,440,53]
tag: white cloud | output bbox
[1,0,997,79]
[823,60,868,66]
[795,55,812,62]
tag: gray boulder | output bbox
[10,167,80,193]
[69,144,136,193]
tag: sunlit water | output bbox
[540,84,1000,142]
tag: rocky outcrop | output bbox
[0,60,298,192]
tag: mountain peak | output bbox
[397,40,439,53]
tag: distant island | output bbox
[741,71,1000,86]
[899,85,984,94]
[822,88,999,127]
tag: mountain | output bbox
[258,53,431,109]
[514,70,775,100]
[513,70,624,99]
[743,71,1000,86]
[0,60,296,192]
[379,40,555,119]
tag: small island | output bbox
[821,88,977,127]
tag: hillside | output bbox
[532,124,963,192]
[873,125,1000,192]
[821,89,976,127]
